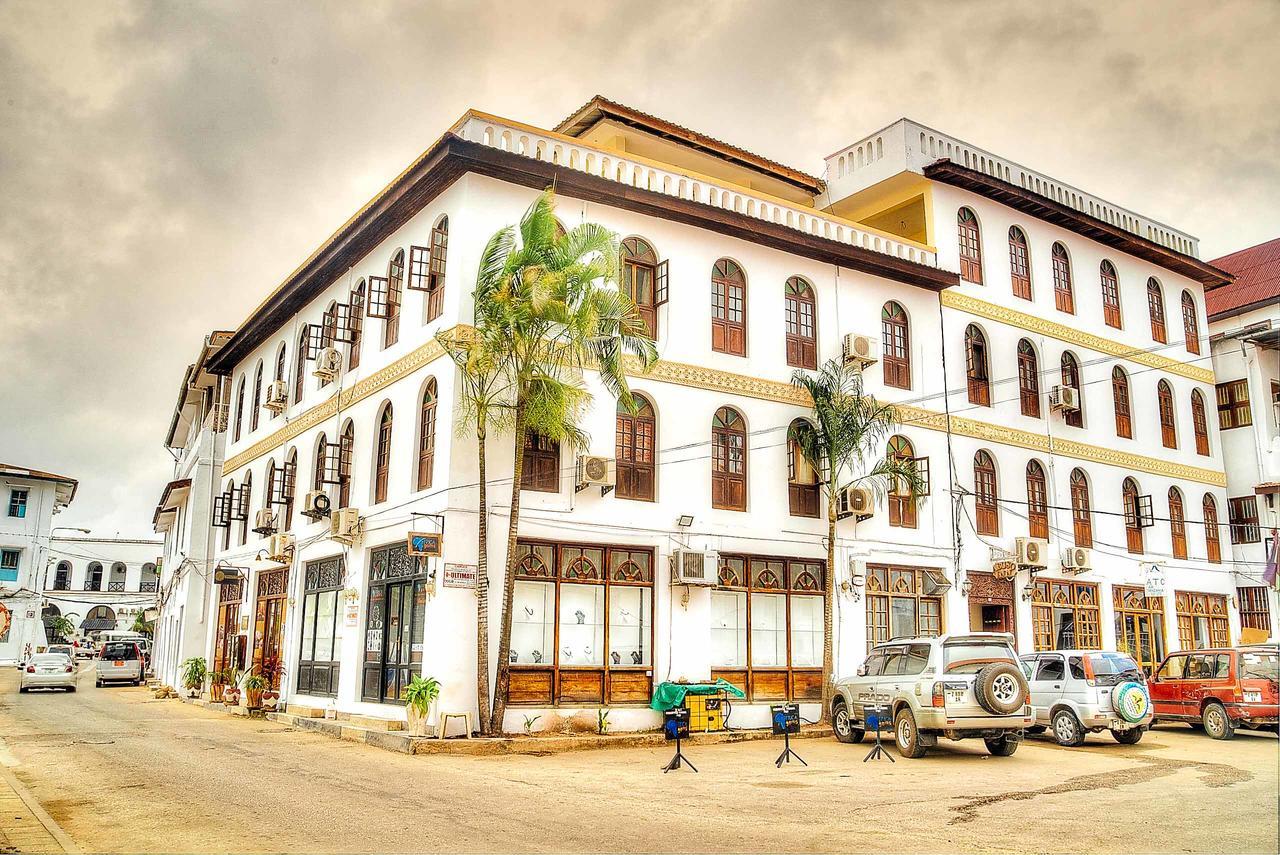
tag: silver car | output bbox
[831,632,1033,758]
[95,641,144,687]
[1019,650,1152,746]
[20,653,78,693]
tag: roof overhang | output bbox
[151,478,191,530]
[0,464,78,506]
[923,159,1234,289]
[208,135,956,374]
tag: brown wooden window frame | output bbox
[1070,468,1093,548]
[1100,260,1122,329]
[616,395,656,502]
[785,276,818,370]
[1238,586,1272,634]
[1157,379,1177,449]
[1051,242,1074,313]
[1181,290,1200,355]
[965,324,990,406]
[233,376,246,442]
[865,565,945,649]
[973,450,999,536]
[957,207,983,284]
[1061,351,1084,428]
[1228,495,1261,545]
[1008,225,1032,300]
[521,431,561,493]
[383,250,404,349]
[427,217,448,322]
[1112,585,1167,675]
[881,301,910,389]
[416,380,437,491]
[374,405,393,504]
[1112,366,1132,439]
[621,237,663,340]
[1031,579,1101,651]
[1147,278,1167,343]
[1202,494,1221,563]
[887,435,923,529]
[1026,459,1049,540]
[338,422,354,509]
[710,259,747,357]
[1017,339,1040,418]
[1168,487,1187,559]
[788,424,820,519]
[407,244,431,292]
[1216,379,1252,430]
[1122,477,1145,555]
[712,406,748,511]
[250,362,263,432]
[1191,389,1210,456]
[1175,590,1230,648]
[347,282,364,371]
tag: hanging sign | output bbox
[1144,564,1165,598]
[991,560,1017,580]
[443,564,478,589]
[407,532,443,557]
[344,599,359,626]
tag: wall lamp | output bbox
[676,514,695,528]
[1020,584,1034,602]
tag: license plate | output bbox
[946,688,965,705]
[113,660,124,666]
[1244,691,1262,703]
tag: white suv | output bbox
[831,632,1032,758]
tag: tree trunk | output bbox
[820,488,837,723]
[489,399,527,734]
[474,419,491,735]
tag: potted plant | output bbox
[180,657,207,699]
[258,655,285,711]
[209,669,230,704]
[224,672,242,707]
[241,672,268,710]
[403,675,440,737]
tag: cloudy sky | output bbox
[1,0,1276,538]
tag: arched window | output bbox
[251,361,263,432]
[1070,468,1093,547]
[1112,367,1132,438]
[1202,494,1221,563]
[239,471,251,546]
[87,562,103,591]
[881,301,910,389]
[785,277,817,370]
[348,280,364,371]
[294,328,308,404]
[339,422,354,508]
[313,432,328,493]
[1147,278,1167,343]
[1060,351,1083,428]
[1008,226,1031,300]
[787,419,820,518]
[426,215,448,322]
[282,449,297,530]
[965,324,990,406]
[1191,389,1209,456]
[712,407,747,511]
[1157,380,1177,448]
[957,207,983,283]
[1122,477,1144,554]
[710,259,746,356]
[233,375,246,442]
[1100,260,1122,328]
[416,380,437,491]
[264,459,277,515]
[617,395,656,502]
[887,435,917,528]
[318,301,337,389]
[973,451,998,536]
[383,249,404,349]
[1181,291,1200,354]
[53,561,71,590]
[1168,487,1187,559]
[1026,460,1048,539]
[1052,242,1074,313]
[621,237,659,338]
[1017,339,1040,417]
[274,342,288,412]
[374,404,393,503]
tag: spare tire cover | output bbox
[974,662,1028,715]
[1112,681,1150,723]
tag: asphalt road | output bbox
[1,665,1277,854]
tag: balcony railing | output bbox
[52,581,69,591]
[140,580,159,593]
[453,113,938,268]
[108,581,126,592]
[84,581,102,591]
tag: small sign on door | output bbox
[443,563,478,589]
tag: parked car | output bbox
[73,639,95,659]
[1019,650,1151,746]
[1148,645,1279,739]
[95,641,144,687]
[20,653,78,693]
[831,632,1032,758]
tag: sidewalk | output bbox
[0,761,76,853]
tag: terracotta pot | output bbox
[225,689,241,706]
[210,684,225,703]
[262,692,279,710]
[246,688,264,710]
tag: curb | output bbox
[0,759,80,853]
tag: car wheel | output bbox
[985,735,1019,756]
[1052,709,1086,747]
[1111,727,1143,744]
[67,686,77,693]
[19,686,28,693]
[1026,725,1047,735]
[95,679,102,688]
[974,662,1029,715]
[832,701,865,744]
[1202,702,1235,740]
[894,708,928,758]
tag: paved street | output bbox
[0,666,1276,854]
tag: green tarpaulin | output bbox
[650,679,746,711]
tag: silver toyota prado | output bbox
[831,632,1032,758]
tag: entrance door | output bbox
[381,581,416,703]
[361,578,426,704]
[252,569,288,689]
[980,603,1012,633]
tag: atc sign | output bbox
[1144,564,1165,598]
[407,532,443,557]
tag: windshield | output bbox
[103,643,138,660]
[944,640,1016,674]
[1239,651,1279,681]
[1087,652,1144,685]
[32,654,70,665]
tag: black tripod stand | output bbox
[863,715,895,763]
[774,730,807,768]
[662,734,697,773]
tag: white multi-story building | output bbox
[1207,238,1279,643]
[198,96,1248,732]
[1,462,77,664]
[151,331,234,688]
[45,536,163,641]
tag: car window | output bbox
[1240,651,1279,680]
[1068,656,1086,680]
[1036,656,1065,681]
[900,644,931,675]
[1159,656,1186,680]
[881,648,907,676]
[1186,654,1214,679]
[1213,655,1231,678]
[102,643,138,660]
[1019,657,1036,679]
[31,654,70,665]
[942,640,1017,674]
[862,653,886,677]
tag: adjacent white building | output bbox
[45,536,163,640]
[1,463,77,664]
[1207,238,1280,643]
[193,96,1258,732]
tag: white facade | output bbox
[1,463,76,664]
[45,536,163,640]
[198,99,1250,733]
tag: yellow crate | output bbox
[685,693,726,732]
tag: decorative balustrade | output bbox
[825,119,1200,258]
[140,580,159,593]
[108,581,126,592]
[84,581,101,591]
[454,114,938,268]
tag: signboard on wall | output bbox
[407,532,443,557]
[1144,564,1165,598]
[344,599,359,626]
[443,564,478,589]
[990,560,1017,581]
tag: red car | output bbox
[1148,645,1278,739]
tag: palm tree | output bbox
[469,189,657,734]
[789,358,925,721]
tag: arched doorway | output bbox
[82,605,118,636]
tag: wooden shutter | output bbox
[304,324,325,359]
[212,494,229,528]
[407,245,431,291]
[654,260,669,307]
[367,276,391,319]
[232,483,251,521]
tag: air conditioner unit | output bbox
[1015,537,1049,570]
[575,455,615,491]
[263,380,288,413]
[252,509,278,535]
[330,507,361,545]
[670,549,717,586]
[313,346,343,380]
[301,490,332,520]
[1062,546,1092,574]
[836,485,874,521]
[842,333,879,368]
[1049,385,1080,412]
[266,533,294,562]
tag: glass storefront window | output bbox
[789,595,822,667]
[608,586,651,667]
[710,590,747,667]
[750,592,787,667]
[558,583,604,666]
[511,580,554,666]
